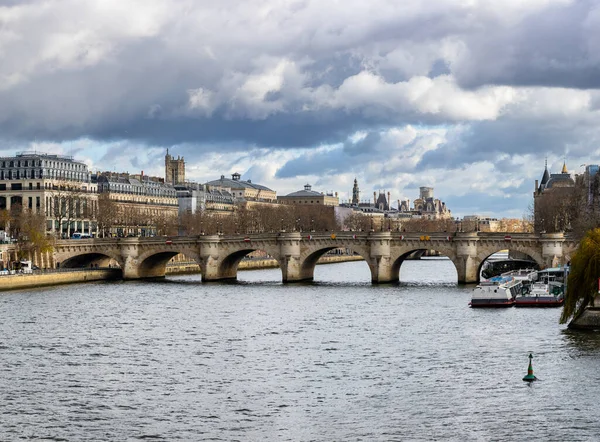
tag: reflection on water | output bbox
[1,259,599,441]
[562,328,600,352]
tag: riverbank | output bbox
[0,269,122,292]
[165,254,365,275]
[569,305,600,330]
[0,255,365,291]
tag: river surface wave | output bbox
[1,259,599,441]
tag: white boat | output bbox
[515,267,567,307]
[470,276,522,307]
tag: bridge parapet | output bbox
[50,231,577,284]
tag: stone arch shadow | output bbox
[297,242,372,282]
[475,247,543,282]
[391,246,461,284]
[212,245,282,281]
[135,248,201,279]
[60,252,124,271]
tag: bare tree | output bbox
[48,180,91,237]
[0,208,11,232]
[342,212,371,231]
[151,210,178,236]
[96,193,120,237]
[12,208,54,260]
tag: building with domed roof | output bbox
[277,184,339,206]
[206,173,277,206]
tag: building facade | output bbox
[0,152,99,237]
[176,183,235,216]
[206,173,277,205]
[533,161,577,232]
[398,187,452,219]
[96,172,178,236]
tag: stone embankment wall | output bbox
[0,256,365,291]
[569,300,600,330]
[166,254,364,275]
[0,269,121,292]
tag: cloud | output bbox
[1,0,599,217]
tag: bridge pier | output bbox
[278,232,305,282]
[541,233,566,268]
[455,255,479,284]
[455,233,479,284]
[123,255,143,279]
[199,235,233,281]
[368,232,397,283]
[199,255,234,281]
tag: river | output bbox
[1,259,600,441]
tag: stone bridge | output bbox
[51,231,578,284]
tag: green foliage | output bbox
[561,228,600,324]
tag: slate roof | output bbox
[206,175,273,192]
[284,189,323,197]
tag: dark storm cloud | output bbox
[455,0,600,90]
[4,0,595,149]
[276,147,345,178]
[343,132,381,156]
[1,0,599,219]
[418,116,600,170]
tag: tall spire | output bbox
[540,159,550,186]
[352,178,360,205]
[562,160,568,174]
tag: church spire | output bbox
[562,160,568,174]
[540,159,550,186]
[352,178,360,205]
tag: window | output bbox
[11,183,22,190]
[29,183,33,190]
[0,184,5,191]
[37,183,41,189]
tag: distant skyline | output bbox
[1,0,599,217]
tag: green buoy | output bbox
[522,353,537,382]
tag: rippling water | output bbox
[2,259,600,441]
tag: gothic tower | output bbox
[165,149,185,185]
[352,178,360,205]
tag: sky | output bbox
[1,0,600,218]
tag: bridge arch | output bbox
[298,241,372,282]
[475,245,544,281]
[60,252,124,270]
[217,247,282,280]
[391,245,461,284]
[133,247,201,279]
